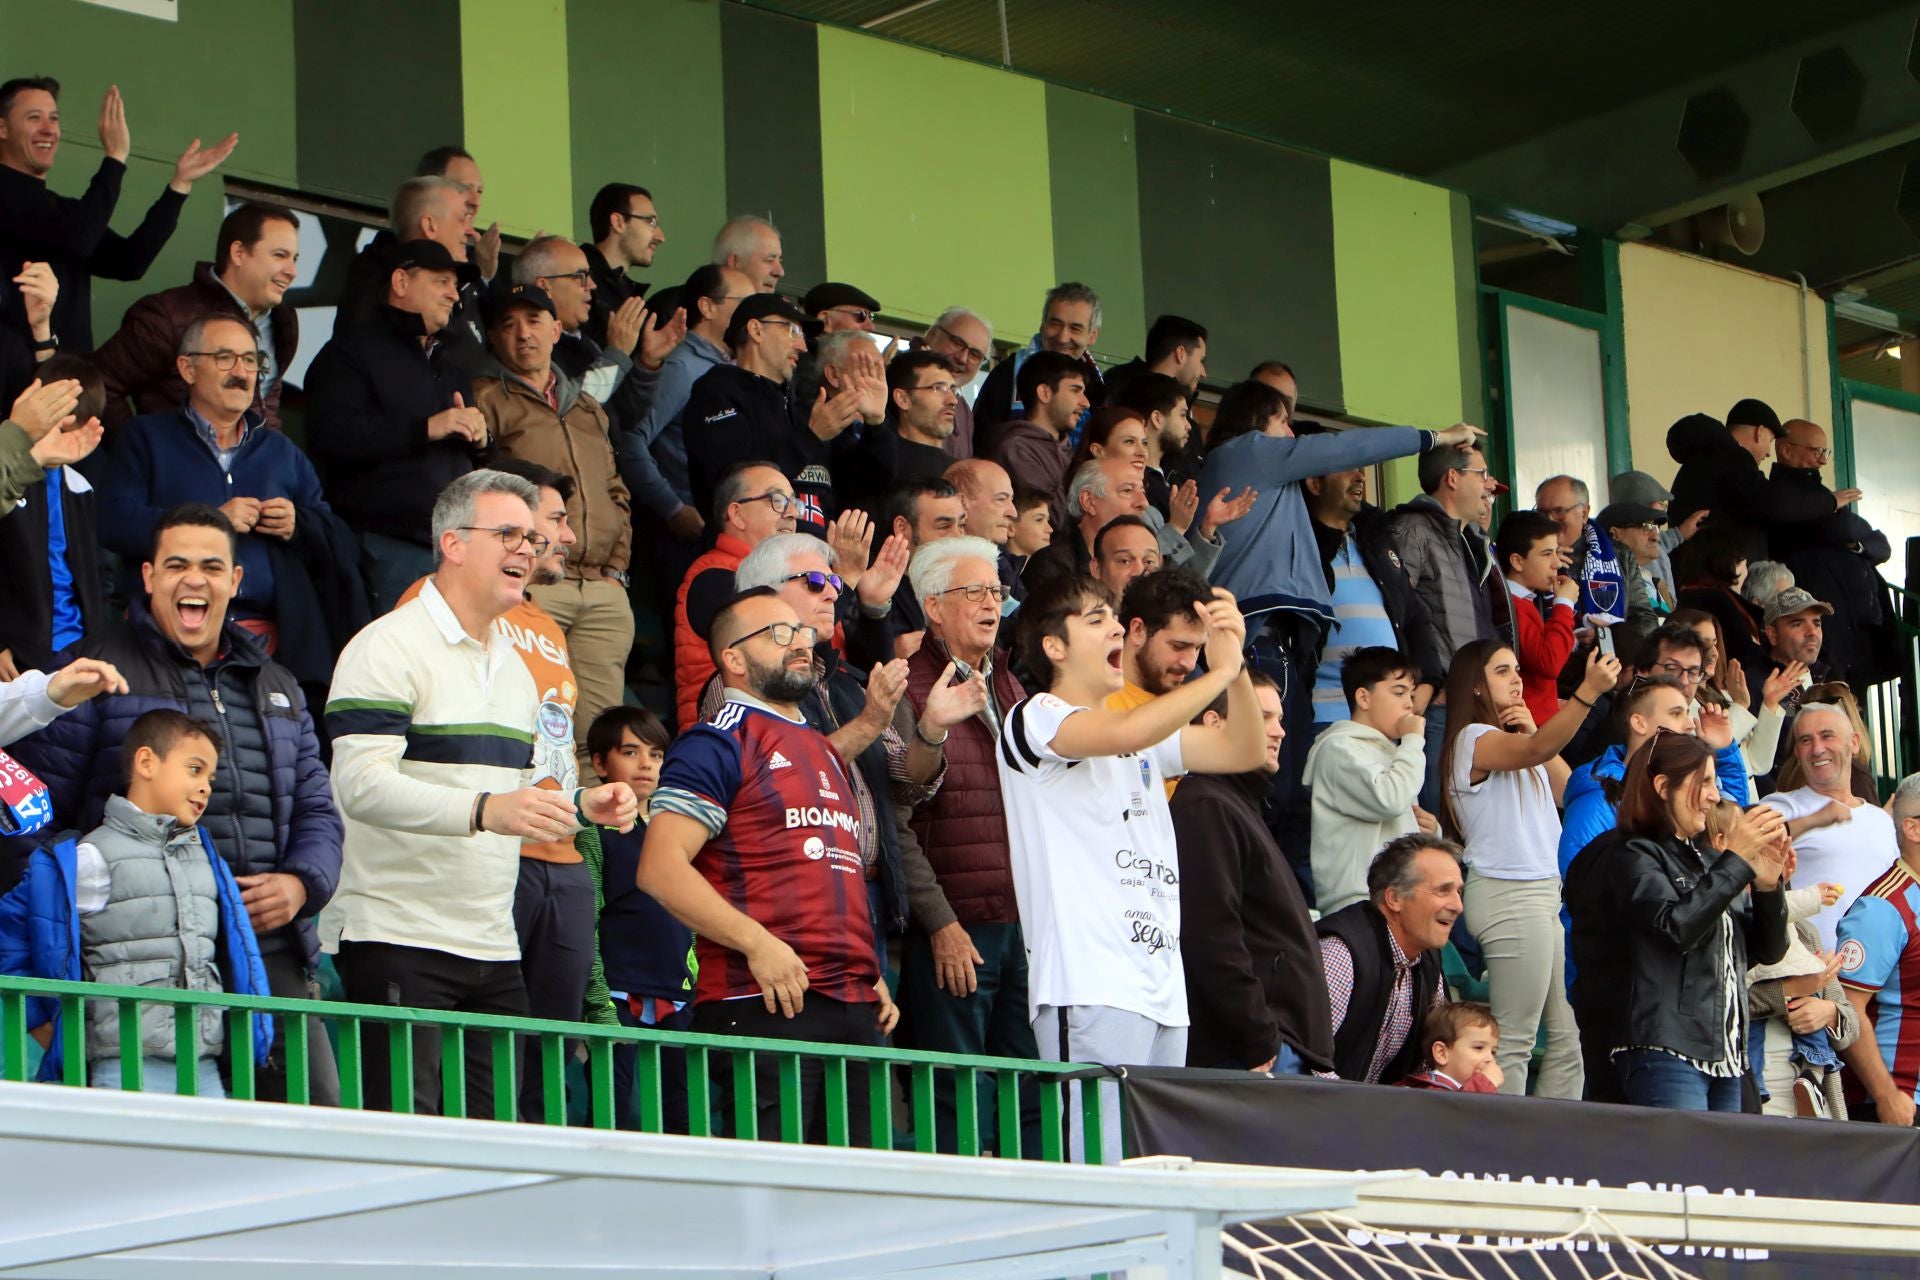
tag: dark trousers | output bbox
[360,533,436,618]
[512,858,596,1121]
[333,940,529,1118]
[255,947,341,1107]
[611,998,694,1133]
[898,922,1042,1155]
[1251,613,1320,905]
[690,995,884,1144]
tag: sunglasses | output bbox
[781,570,844,594]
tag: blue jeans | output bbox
[361,533,436,618]
[1273,1044,1307,1076]
[1614,1048,1743,1112]
[92,1055,226,1098]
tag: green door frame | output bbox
[1832,375,1920,491]
[1476,282,1630,521]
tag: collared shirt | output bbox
[1320,929,1444,1084]
[184,404,253,473]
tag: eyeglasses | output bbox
[1653,658,1705,685]
[934,582,1008,605]
[456,525,551,555]
[186,349,262,371]
[621,210,660,228]
[780,570,844,594]
[930,325,993,370]
[827,306,873,324]
[544,269,591,285]
[1788,444,1833,462]
[759,318,802,334]
[1539,503,1588,522]
[912,381,960,398]
[1454,466,1490,479]
[739,490,796,515]
[729,621,819,649]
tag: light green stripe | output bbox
[324,698,413,715]
[410,722,536,744]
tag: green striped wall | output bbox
[10,0,1478,435]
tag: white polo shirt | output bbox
[997,693,1188,1027]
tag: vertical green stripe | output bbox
[816,26,1051,333]
[723,4,827,291]
[460,0,572,240]
[1136,112,1341,409]
[566,0,727,287]
[1045,86,1145,360]
[294,0,463,206]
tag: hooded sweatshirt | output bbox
[1667,413,1836,564]
[1301,718,1426,915]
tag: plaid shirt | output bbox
[1319,929,1444,1083]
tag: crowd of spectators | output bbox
[0,72,1917,1141]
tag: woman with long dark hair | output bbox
[1439,638,1618,1097]
[1565,731,1790,1111]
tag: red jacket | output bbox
[1509,586,1575,728]
[93,261,300,432]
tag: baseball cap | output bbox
[1727,397,1782,435]
[802,282,881,317]
[1595,501,1667,530]
[483,283,555,327]
[1608,469,1672,508]
[1763,586,1834,627]
[725,293,809,347]
[384,238,460,274]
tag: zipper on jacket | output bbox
[200,674,248,875]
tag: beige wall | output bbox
[1618,242,1832,488]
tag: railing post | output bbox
[174,1007,196,1097]
[910,1063,936,1154]
[0,990,25,1083]
[587,1037,615,1131]
[685,1045,710,1138]
[867,1056,893,1151]
[954,1066,979,1157]
[823,1056,849,1147]
[116,998,141,1092]
[1039,1078,1064,1162]
[636,1040,664,1133]
[441,1027,468,1119]
[336,1017,363,1110]
[777,1052,803,1144]
[541,1033,566,1126]
[387,1019,414,1114]
[997,1070,1021,1160]
[59,994,84,1087]
[731,1049,758,1141]
[491,1029,516,1122]
[1080,1078,1104,1165]
[283,1011,310,1106]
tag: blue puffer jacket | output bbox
[1557,739,1750,988]
[2,600,342,961]
[0,831,272,1081]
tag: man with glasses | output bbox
[870,350,960,494]
[921,307,993,459]
[1389,443,1508,808]
[1597,500,1670,648]
[804,282,881,335]
[1768,419,1889,691]
[1535,475,1626,635]
[893,535,1033,1152]
[685,294,884,540]
[94,201,302,432]
[472,285,633,770]
[584,182,665,343]
[640,585,897,1142]
[672,461,798,730]
[324,469,639,1116]
[1836,772,1920,1126]
[98,314,333,649]
[308,238,486,615]
[514,235,682,435]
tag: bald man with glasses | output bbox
[1768,419,1889,691]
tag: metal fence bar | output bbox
[1,990,26,1083]
[776,1052,803,1144]
[490,1029,515,1122]
[635,1040,663,1133]
[910,1063,936,1154]
[282,1010,310,1106]
[954,1065,979,1157]
[336,1017,362,1109]
[586,1038,615,1131]
[172,1007,195,1097]
[441,1026,466,1120]
[997,1070,1020,1160]
[731,1049,758,1141]
[540,1033,566,1126]
[823,1056,849,1147]
[58,993,82,1087]
[116,998,140,1092]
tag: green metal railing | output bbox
[0,975,1108,1161]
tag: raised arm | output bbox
[1470,648,1620,775]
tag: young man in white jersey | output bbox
[997,572,1265,1158]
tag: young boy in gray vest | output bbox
[0,709,272,1093]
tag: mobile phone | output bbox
[1596,627,1615,659]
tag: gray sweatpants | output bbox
[1032,1003,1187,1163]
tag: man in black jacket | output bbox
[1666,401,1846,565]
[304,239,486,615]
[682,294,883,539]
[334,176,487,375]
[0,77,234,351]
[1313,834,1459,1084]
[1769,418,1888,688]
[1173,670,1332,1075]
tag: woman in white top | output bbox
[1440,639,1619,1097]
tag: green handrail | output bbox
[0,975,1108,1163]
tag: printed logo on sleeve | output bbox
[1839,939,1867,974]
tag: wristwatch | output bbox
[31,334,57,353]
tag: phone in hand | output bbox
[1596,627,1615,660]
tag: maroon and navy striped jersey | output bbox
[652,694,879,1005]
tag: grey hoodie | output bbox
[1301,718,1425,914]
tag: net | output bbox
[1227,1209,1705,1280]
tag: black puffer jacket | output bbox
[1311,505,1449,689]
[1667,413,1835,563]
[1565,827,1787,1067]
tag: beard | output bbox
[746,650,818,701]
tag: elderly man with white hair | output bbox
[1760,701,1900,951]
[1837,773,1920,1125]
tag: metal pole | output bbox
[997,0,1011,65]
[859,0,947,29]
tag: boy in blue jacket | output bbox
[0,709,271,1094]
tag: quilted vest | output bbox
[673,532,751,730]
[902,638,1026,927]
[80,796,225,1063]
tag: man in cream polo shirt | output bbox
[322,469,637,1117]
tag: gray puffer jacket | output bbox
[1386,495,1505,658]
[81,796,225,1064]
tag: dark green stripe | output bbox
[403,732,534,770]
[326,708,414,739]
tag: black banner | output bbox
[1121,1068,1920,1280]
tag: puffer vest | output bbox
[81,797,225,1063]
[673,532,750,730]
[903,639,1027,926]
